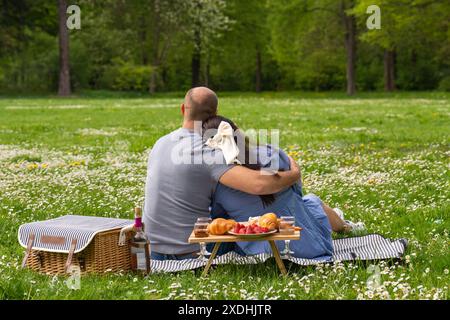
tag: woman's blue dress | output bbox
[210,145,334,261]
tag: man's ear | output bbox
[181,103,185,116]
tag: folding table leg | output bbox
[268,240,287,276]
[201,242,221,277]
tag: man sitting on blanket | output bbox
[143,87,300,260]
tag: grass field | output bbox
[0,91,449,300]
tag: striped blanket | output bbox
[151,234,408,273]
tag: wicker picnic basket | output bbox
[18,215,134,275]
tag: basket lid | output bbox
[18,215,133,253]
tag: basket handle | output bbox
[118,224,134,246]
[21,233,36,269]
[65,239,77,272]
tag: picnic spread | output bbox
[188,214,302,276]
[18,213,408,276]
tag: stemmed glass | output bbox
[195,217,212,260]
[279,216,295,259]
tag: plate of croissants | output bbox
[207,213,280,238]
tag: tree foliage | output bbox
[0,0,448,93]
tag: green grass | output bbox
[0,91,449,300]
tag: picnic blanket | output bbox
[151,234,408,273]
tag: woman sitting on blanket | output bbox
[203,115,365,261]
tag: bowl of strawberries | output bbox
[228,222,277,238]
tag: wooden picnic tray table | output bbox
[188,230,301,276]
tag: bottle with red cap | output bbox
[133,207,147,242]
[130,207,150,274]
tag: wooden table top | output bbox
[188,230,301,244]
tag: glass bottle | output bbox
[130,207,150,274]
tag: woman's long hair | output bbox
[202,115,276,207]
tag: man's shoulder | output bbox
[148,130,181,158]
[154,129,183,145]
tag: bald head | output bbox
[184,87,218,122]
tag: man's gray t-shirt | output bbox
[143,128,234,254]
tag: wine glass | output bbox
[197,217,212,224]
[195,217,212,260]
[279,216,295,259]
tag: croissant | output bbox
[208,218,237,235]
[258,213,278,230]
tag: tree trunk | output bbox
[140,21,148,65]
[149,70,157,94]
[410,49,417,89]
[18,5,26,89]
[384,49,396,91]
[149,0,160,93]
[204,54,210,87]
[57,0,71,96]
[342,1,356,95]
[255,49,262,93]
[191,28,201,88]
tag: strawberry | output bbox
[245,226,254,234]
[238,228,246,234]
